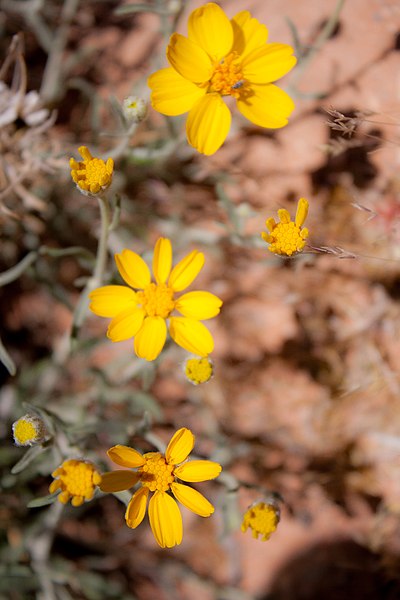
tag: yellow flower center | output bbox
[268,222,306,256]
[210,52,245,98]
[13,418,39,445]
[185,357,213,385]
[137,282,175,318]
[241,502,280,541]
[50,459,102,506]
[139,452,175,492]
[84,158,111,188]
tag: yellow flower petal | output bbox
[295,197,309,228]
[186,94,231,155]
[165,428,195,465]
[188,3,233,60]
[148,67,206,116]
[107,306,145,342]
[152,238,172,285]
[168,250,204,292]
[49,480,61,494]
[125,486,149,529]
[261,232,273,244]
[169,317,214,356]
[167,33,212,83]
[115,249,151,289]
[301,227,309,240]
[265,217,276,232]
[278,208,291,224]
[99,470,140,493]
[89,286,138,318]
[174,460,222,482]
[231,10,268,59]
[171,482,214,517]
[236,83,295,129]
[148,491,183,548]
[175,291,222,319]
[107,445,145,468]
[242,43,297,84]
[134,316,167,361]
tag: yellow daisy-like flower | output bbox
[148,2,297,155]
[70,146,114,196]
[49,459,102,507]
[12,414,48,446]
[184,356,214,385]
[241,501,280,541]
[89,237,223,361]
[261,197,309,256]
[100,427,222,548]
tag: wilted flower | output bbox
[100,427,222,548]
[184,356,214,385]
[241,500,280,541]
[261,197,309,256]
[0,83,50,128]
[148,2,296,155]
[89,237,223,361]
[49,459,102,506]
[12,414,48,446]
[70,146,114,196]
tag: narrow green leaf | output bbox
[11,445,47,474]
[27,492,58,508]
[0,335,16,376]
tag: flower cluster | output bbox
[100,428,222,548]
[148,2,296,155]
[57,2,315,552]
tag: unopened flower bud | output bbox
[122,96,148,123]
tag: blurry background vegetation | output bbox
[2,0,400,599]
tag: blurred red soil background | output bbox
[2,0,400,598]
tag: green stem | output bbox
[71,193,111,339]
[92,193,111,287]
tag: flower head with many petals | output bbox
[262,197,309,256]
[70,146,114,196]
[49,459,102,507]
[148,3,297,155]
[241,500,280,541]
[89,238,222,361]
[100,428,222,548]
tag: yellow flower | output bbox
[261,197,309,256]
[148,2,296,155]
[241,501,280,541]
[184,356,213,385]
[12,414,47,446]
[89,237,223,361]
[49,459,102,507]
[100,427,222,548]
[70,146,114,196]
